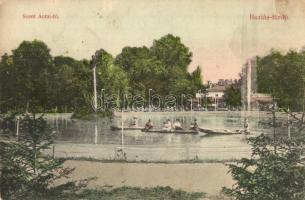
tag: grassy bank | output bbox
[62,156,238,164]
[26,186,205,200]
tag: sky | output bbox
[1,0,305,82]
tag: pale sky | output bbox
[1,0,305,82]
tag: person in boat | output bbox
[173,119,183,130]
[130,116,138,127]
[244,118,250,134]
[144,119,153,130]
[190,119,199,130]
[162,119,172,131]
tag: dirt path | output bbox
[61,160,234,196]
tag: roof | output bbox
[251,93,273,103]
[208,85,226,92]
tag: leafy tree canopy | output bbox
[257,49,305,111]
[0,35,203,114]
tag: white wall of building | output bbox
[207,92,224,98]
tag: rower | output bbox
[144,119,153,130]
[190,119,198,130]
[173,119,183,130]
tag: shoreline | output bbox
[59,159,234,196]
[62,156,238,164]
[47,141,251,163]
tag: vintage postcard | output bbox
[1,0,305,199]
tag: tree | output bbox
[223,102,305,200]
[223,84,241,109]
[115,46,167,95]
[114,46,150,71]
[130,57,167,94]
[257,50,305,111]
[150,34,192,70]
[170,79,193,96]
[51,56,88,112]
[12,40,53,112]
[94,49,129,94]
[115,34,197,98]
[190,66,204,91]
[0,40,95,114]
[0,54,14,112]
[0,35,200,114]
[223,134,305,200]
[0,113,74,199]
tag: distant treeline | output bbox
[0,34,204,114]
[1,34,304,114]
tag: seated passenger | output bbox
[173,119,183,130]
[130,117,138,127]
[244,118,250,134]
[162,119,172,131]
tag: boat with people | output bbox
[110,116,249,136]
[198,117,251,136]
[111,117,199,134]
[141,128,198,134]
[141,118,199,134]
[198,127,245,136]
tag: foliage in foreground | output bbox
[28,186,205,200]
[0,113,75,199]
[223,134,305,200]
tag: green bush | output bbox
[223,134,305,200]
[0,113,74,199]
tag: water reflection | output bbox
[94,124,98,144]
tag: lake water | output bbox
[48,111,293,161]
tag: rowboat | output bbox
[141,129,198,134]
[110,126,144,131]
[199,127,243,136]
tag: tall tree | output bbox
[190,66,204,91]
[257,50,305,111]
[0,54,16,112]
[223,84,241,109]
[95,49,129,95]
[115,34,195,97]
[150,34,192,70]
[149,34,194,96]
[12,40,53,112]
[114,46,150,71]
[51,56,92,112]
